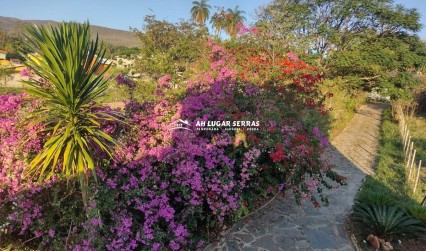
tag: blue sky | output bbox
[0,0,425,38]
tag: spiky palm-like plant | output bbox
[22,22,119,205]
[353,202,426,237]
[191,0,211,26]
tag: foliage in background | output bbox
[104,45,140,59]
[257,0,426,98]
[133,16,208,80]
[320,79,367,137]
[0,66,15,85]
[0,28,33,60]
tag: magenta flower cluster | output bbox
[0,94,56,242]
[115,73,136,89]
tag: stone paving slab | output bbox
[204,103,387,251]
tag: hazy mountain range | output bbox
[0,16,140,48]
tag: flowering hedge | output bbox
[0,41,345,250]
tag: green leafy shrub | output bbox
[407,204,426,225]
[353,202,426,237]
[356,189,396,206]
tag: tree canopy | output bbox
[256,0,426,98]
[133,16,208,80]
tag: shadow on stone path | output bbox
[204,103,388,251]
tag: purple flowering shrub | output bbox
[82,41,346,250]
[0,95,114,249]
[115,73,137,102]
[0,94,68,246]
[0,41,345,250]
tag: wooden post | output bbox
[404,131,410,151]
[405,141,412,167]
[405,140,413,164]
[408,149,416,180]
[403,130,408,149]
[413,160,422,193]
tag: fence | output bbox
[396,107,424,196]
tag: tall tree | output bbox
[133,16,208,79]
[259,0,421,62]
[210,10,226,36]
[191,0,211,26]
[225,6,246,38]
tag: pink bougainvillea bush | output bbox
[0,94,53,243]
[0,41,345,250]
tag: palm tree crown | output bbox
[191,0,211,26]
[225,6,246,37]
[210,6,246,38]
[210,10,226,36]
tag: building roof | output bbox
[0,50,7,54]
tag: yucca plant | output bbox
[353,201,426,237]
[21,22,119,205]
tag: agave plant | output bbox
[353,202,426,237]
[21,22,119,205]
[356,190,396,206]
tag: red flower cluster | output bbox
[270,143,286,162]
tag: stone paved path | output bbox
[204,103,387,251]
